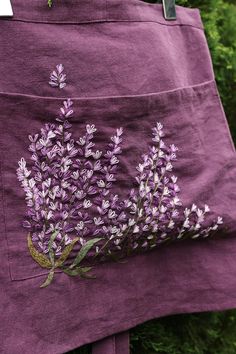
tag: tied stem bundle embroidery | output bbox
[16,65,224,288]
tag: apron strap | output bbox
[92,330,130,354]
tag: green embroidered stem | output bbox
[48,230,59,265]
[69,238,103,269]
[39,231,58,288]
[40,267,55,288]
[48,0,53,7]
[63,266,95,279]
[61,238,103,281]
[40,237,80,288]
[55,237,79,268]
[92,238,112,260]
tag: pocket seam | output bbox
[0,79,217,102]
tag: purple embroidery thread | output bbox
[49,64,66,89]
[16,95,223,287]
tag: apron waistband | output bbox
[5,0,203,29]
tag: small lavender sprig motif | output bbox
[49,64,66,89]
[16,102,224,287]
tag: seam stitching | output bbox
[0,17,204,30]
[0,150,14,281]
[0,79,216,102]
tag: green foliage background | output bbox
[69,1,236,353]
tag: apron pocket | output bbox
[1,79,235,282]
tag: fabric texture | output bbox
[1,1,236,353]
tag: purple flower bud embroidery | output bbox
[49,64,67,89]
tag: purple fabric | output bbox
[1,1,236,353]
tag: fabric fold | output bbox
[92,331,130,354]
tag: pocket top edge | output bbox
[0,79,216,103]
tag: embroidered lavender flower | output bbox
[49,64,66,89]
[116,122,223,252]
[16,100,224,287]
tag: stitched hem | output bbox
[0,79,216,101]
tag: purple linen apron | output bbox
[1,1,236,353]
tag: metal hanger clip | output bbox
[162,0,176,20]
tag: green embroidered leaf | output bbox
[70,238,102,269]
[55,237,79,268]
[79,267,97,279]
[40,268,55,288]
[48,0,53,7]
[62,268,79,276]
[63,266,93,277]
[27,234,52,269]
[48,230,59,265]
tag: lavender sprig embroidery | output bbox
[49,64,66,89]
[16,101,224,287]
